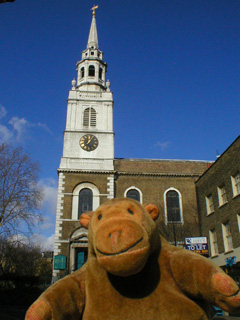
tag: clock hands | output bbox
[87,135,94,145]
[80,134,98,151]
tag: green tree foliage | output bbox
[0,241,52,278]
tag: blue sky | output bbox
[1,0,239,249]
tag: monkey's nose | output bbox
[109,230,122,247]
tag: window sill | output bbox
[210,254,219,259]
[167,221,183,224]
[224,249,234,255]
[206,211,214,216]
[233,193,240,199]
[218,202,228,208]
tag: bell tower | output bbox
[59,6,114,171]
[53,7,115,279]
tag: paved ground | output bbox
[0,307,27,320]
[212,317,240,320]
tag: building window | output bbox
[222,221,233,252]
[209,229,218,257]
[78,188,93,218]
[126,189,140,202]
[205,194,214,215]
[99,67,103,80]
[71,183,100,221]
[237,214,240,233]
[89,65,95,77]
[231,171,240,197]
[83,107,96,127]
[81,67,84,78]
[124,187,142,203]
[164,188,182,223]
[218,184,227,206]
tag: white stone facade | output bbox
[53,10,115,278]
[53,172,65,278]
[59,15,114,172]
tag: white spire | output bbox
[87,6,99,49]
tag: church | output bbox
[52,8,211,280]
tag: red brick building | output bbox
[196,136,240,279]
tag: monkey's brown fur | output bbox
[26,198,240,320]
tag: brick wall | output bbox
[115,159,210,243]
[196,136,240,257]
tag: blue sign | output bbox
[54,255,67,270]
[225,256,236,267]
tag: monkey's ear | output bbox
[144,204,159,221]
[79,211,94,229]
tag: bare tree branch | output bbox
[0,144,43,240]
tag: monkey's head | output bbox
[80,198,160,276]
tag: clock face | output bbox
[80,134,98,152]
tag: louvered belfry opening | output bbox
[83,107,96,127]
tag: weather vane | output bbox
[91,5,98,15]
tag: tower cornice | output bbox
[77,57,107,65]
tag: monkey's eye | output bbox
[128,208,134,215]
[98,214,103,221]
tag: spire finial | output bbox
[91,5,98,16]
[87,5,99,49]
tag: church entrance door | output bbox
[75,248,88,270]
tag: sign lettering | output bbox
[185,237,208,256]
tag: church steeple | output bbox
[87,6,99,49]
[54,6,114,281]
[76,6,107,91]
[60,5,114,172]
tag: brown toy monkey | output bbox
[26,198,240,320]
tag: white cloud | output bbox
[154,141,171,151]
[32,122,54,136]
[0,105,7,119]
[9,116,28,142]
[8,234,30,245]
[41,219,55,230]
[8,233,55,251]
[29,179,58,251]
[32,233,55,251]
[0,105,13,142]
[39,178,58,215]
[0,123,13,143]
[7,233,54,251]
[44,234,55,251]
[0,104,54,144]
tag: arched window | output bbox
[99,67,103,80]
[72,183,100,220]
[78,188,93,218]
[124,187,142,203]
[165,189,182,223]
[126,189,140,202]
[81,67,85,78]
[83,107,96,127]
[89,65,95,77]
